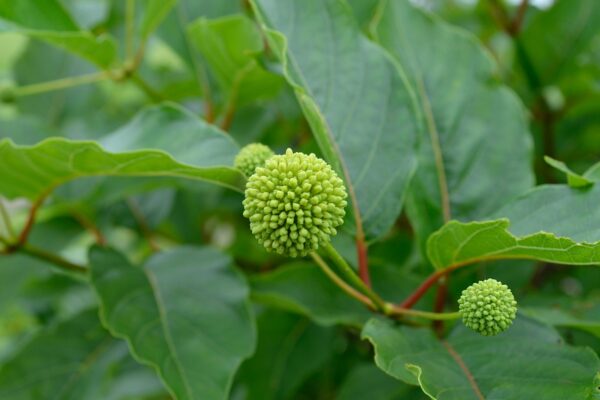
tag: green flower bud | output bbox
[243,148,347,257]
[234,143,275,177]
[458,278,517,336]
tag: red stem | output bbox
[356,236,371,287]
[16,195,46,247]
[400,269,447,309]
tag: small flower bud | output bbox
[234,143,275,177]
[458,278,517,336]
[243,148,347,257]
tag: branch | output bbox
[322,242,386,312]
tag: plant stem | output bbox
[322,242,386,312]
[14,72,110,97]
[0,200,15,240]
[20,244,87,274]
[388,305,461,321]
[310,252,374,309]
[130,73,164,102]
[17,195,47,247]
[126,0,136,60]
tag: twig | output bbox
[13,72,109,97]
[310,252,374,309]
[20,244,87,274]
[126,198,159,252]
[0,199,15,240]
[130,73,164,102]
[72,211,106,246]
[322,242,386,312]
[16,195,47,247]
[126,0,136,60]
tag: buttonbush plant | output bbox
[0,0,598,399]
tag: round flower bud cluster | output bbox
[458,278,517,336]
[242,148,347,257]
[234,143,275,177]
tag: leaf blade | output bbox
[89,246,256,400]
[0,104,246,201]
[251,0,419,239]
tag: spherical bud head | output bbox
[234,143,275,177]
[458,278,517,336]
[242,148,347,257]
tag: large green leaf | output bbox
[0,103,245,201]
[188,15,283,106]
[0,309,164,400]
[251,0,419,239]
[362,316,600,400]
[0,0,117,67]
[236,309,334,400]
[337,364,423,400]
[497,184,600,242]
[519,0,600,89]
[373,1,534,250]
[427,219,600,270]
[89,246,256,400]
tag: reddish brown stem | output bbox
[72,212,106,246]
[356,237,371,287]
[401,269,448,309]
[508,0,529,36]
[16,195,46,247]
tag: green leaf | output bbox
[236,309,334,400]
[373,1,534,249]
[584,161,600,181]
[188,15,283,105]
[140,0,178,39]
[0,103,245,201]
[497,184,600,242]
[0,0,118,67]
[427,218,600,270]
[251,0,419,239]
[544,156,594,187]
[337,364,424,400]
[249,262,370,327]
[522,307,600,339]
[89,246,256,400]
[362,316,600,400]
[0,309,163,400]
[519,0,600,87]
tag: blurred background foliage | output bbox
[0,0,598,399]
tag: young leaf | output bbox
[544,156,593,188]
[89,246,256,400]
[0,103,245,201]
[372,1,534,249]
[362,316,600,400]
[251,0,420,240]
[427,219,600,270]
[0,0,118,67]
[187,15,284,106]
